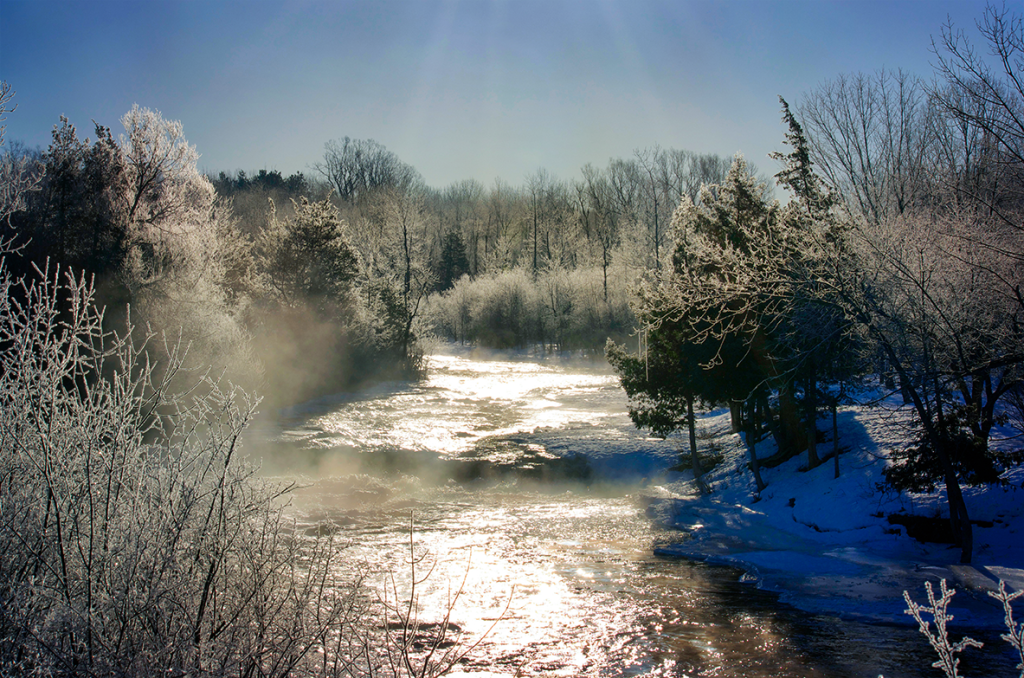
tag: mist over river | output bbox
[243,349,978,677]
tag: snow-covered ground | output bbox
[547,390,1024,631]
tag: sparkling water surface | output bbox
[247,351,1010,677]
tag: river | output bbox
[245,349,987,677]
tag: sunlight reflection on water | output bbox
[265,351,959,677]
[290,480,942,677]
[308,353,624,457]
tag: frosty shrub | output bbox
[0,260,472,676]
[467,267,540,349]
[893,579,1024,678]
[423,265,635,351]
[0,261,328,675]
[537,266,575,349]
[423,273,476,345]
[564,266,634,348]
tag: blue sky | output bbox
[0,0,992,188]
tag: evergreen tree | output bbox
[768,97,860,468]
[663,156,810,456]
[607,156,783,491]
[19,119,128,280]
[257,196,358,315]
[434,227,470,292]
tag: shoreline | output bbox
[625,404,1024,631]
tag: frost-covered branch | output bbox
[989,580,1024,677]
[0,81,42,237]
[896,579,1024,678]
[903,580,984,678]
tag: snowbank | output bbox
[569,398,1023,629]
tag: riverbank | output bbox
[626,394,1024,631]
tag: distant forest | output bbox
[3,95,746,405]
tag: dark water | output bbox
[248,351,1015,677]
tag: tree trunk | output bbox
[806,367,820,469]
[872,332,974,563]
[931,367,974,563]
[759,390,785,453]
[532,199,538,274]
[832,400,840,479]
[729,400,742,433]
[939,438,974,563]
[747,396,767,493]
[601,245,609,302]
[776,379,806,457]
[687,395,710,495]
[653,195,659,270]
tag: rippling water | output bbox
[245,350,1007,677]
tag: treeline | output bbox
[217,139,738,352]
[3,108,740,405]
[415,151,735,350]
[608,5,1024,565]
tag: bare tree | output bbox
[438,179,485,275]
[483,178,523,271]
[799,69,939,226]
[932,4,1024,236]
[575,164,619,301]
[606,157,643,229]
[526,168,552,274]
[784,96,1022,564]
[684,152,733,204]
[0,82,41,233]
[315,136,421,205]
[834,207,1024,564]
[635,147,674,271]
[792,9,1024,564]
[120,104,213,231]
[524,169,573,274]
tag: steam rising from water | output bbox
[313,353,622,456]
[248,350,633,479]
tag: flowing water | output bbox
[247,350,1005,677]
